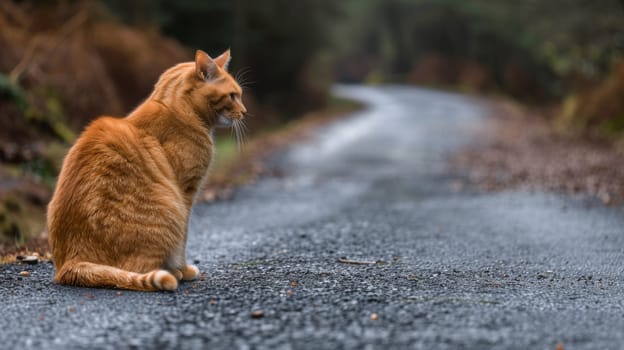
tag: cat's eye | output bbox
[230,93,236,100]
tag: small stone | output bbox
[537,270,554,279]
[251,310,264,319]
[370,313,379,321]
[19,271,30,277]
[21,256,39,265]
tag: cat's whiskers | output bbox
[234,67,255,91]
[239,119,248,147]
[230,119,236,143]
[232,118,248,152]
[232,119,241,151]
[239,118,250,135]
[235,67,252,83]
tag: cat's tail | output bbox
[54,261,178,292]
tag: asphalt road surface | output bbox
[2,85,623,350]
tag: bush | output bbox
[559,60,624,137]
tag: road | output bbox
[1,85,623,350]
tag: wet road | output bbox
[1,85,623,349]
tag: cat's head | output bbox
[189,49,247,128]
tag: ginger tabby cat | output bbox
[47,49,247,291]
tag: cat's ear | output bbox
[214,49,231,71]
[195,50,219,80]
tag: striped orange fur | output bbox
[47,49,246,292]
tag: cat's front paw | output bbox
[181,264,200,281]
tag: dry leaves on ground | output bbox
[453,99,624,204]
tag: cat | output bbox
[47,49,247,291]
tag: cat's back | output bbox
[73,116,141,161]
[54,117,139,189]
[49,117,142,217]
[51,115,178,205]
[48,115,181,266]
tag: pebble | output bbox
[251,310,265,319]
[537,270,555,279]
[20,256,39,265]
[19,271,30,277]
[371,313,379,321]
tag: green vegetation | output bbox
[0,194,46,247]
[330,0,624,136]
[104,0,342,115]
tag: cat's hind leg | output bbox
[165,244,199,281]
[169,269,184,280]
[180,264,200,280]
[166,265,199,281]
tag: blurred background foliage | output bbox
[1,0,623,245]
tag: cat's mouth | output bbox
[216,114,233,128]
[218,113,248,149]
